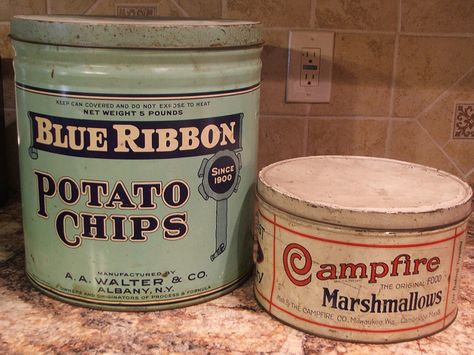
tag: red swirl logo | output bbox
[283,243,312,286]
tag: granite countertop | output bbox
[1,198,473,354]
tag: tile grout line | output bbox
[170,0,189,17]
[264,27,396,34]
[441,100,459,150]
[388,0,402,116]
[401,31,474,38]
[414,62,474,179]
[415,64,474,121]
[262,28,474,38]
[300,0,315,157]
[303,117,309,156]
[415,120,465,176]
[384,118,394,159]
[385,0,402,158]
[464,166,474,179]
[259,114,413,121]
[260,114,308,120]
[304,105,312,117]
[45,0,51,15]
[221,0,228,18]
[85,0,101,15]
[309,0,317,29]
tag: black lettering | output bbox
[81,213,107,240]
[81,181,108,207]
[132,183,162,208]
[129,216,159,241]
[322,287,338,308]
[58,177,80,204]
[56,210,81,247]
[163,213,188,239]
[163,181,189,208]
[35,171,56,217]
[105,182,136,208]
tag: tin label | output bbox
[16,83,259,307]
[255,198,467,342]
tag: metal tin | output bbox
[254,156,472,343]
[11,15,262,310]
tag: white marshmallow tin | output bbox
[254,156,472,343]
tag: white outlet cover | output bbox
[286,31,334,103]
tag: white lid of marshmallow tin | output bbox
[257,156,473,230]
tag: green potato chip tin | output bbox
[11,16,262,310]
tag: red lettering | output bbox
[316,264,337,280]
[283,243,312,286]
[368,262,389,283]
[427,257,440,272]
[412,258,428,274]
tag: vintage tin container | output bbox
[254,156,472,343]
[11,16,262,310]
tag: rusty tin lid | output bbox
[258,156,473,230]
[10,15,262,49]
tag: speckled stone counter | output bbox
[1,199,473,354]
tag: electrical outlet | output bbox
[300,48,321,86]
[286,31,334,103]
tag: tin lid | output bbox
[258,156,473,230]
[10,15,262,49]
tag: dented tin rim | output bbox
[10,15,263,49]
[258,156,473,230]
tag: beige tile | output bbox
[258,116,306,170]
[175,0,222,18]
[394,36,474,118]
[0,24,14,59]
[444,140,474,174]
[48,0,96,14]
[90,0,220,17]
[314,0,398,31]
[1,59,15,110]
[260,30,309,116]
[309,33,394,117]
[50,0,222,18]
[156,1,179,17]
[306,118,388,157]
[418,70,474,145]
[466,171,474,189]
[225,0,311,27]
[388,120,460,176]
[0,0,46,21]
[88,0,177,16]
[402,0,474,34]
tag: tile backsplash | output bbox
[453,103,474,139]
[1,0,474,191]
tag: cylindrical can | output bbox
[254,156,472,343]
[11,16,262,310]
